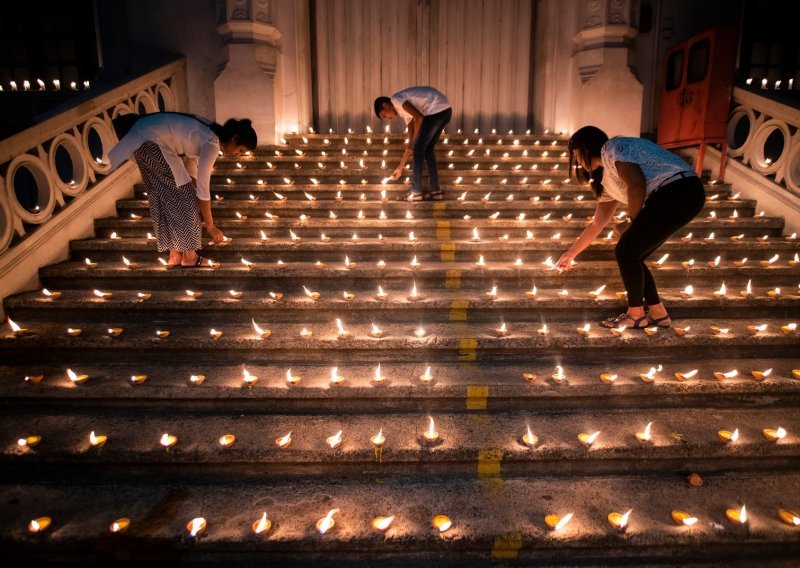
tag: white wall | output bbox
[311,0,534,134]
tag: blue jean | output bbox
[411,107,452,194]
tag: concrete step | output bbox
[1,474,799,564]
[68,237,800,264]
[7,286,800,323]
[2,359,799,411]
[3,406,800,480]
[2,318,799,364]
[36,259,800,290]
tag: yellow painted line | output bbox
[459,338,478,362]
[478,448,503,477]
[435,220,451,240]
[467,385,489,409]
[433,201,447,218]
[440,242,456,262]
[492,533,523,559]
[449,299,469,321]
[445,269,461,289]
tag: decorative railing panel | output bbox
[727,87,800,196]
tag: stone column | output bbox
[214,0,281,144]
[573,0,643,136]
[273,0,313,136]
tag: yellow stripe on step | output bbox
[440,242,456,261]
[450,299,468,321]
[467,385,489,408]
[491,533,523,559]
[459,339,478,362]
[436,220,451,240]
[445,269,461,289]
[478,448,502,477]
[433,201,447,218]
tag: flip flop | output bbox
[599,312,649,329]
[182,254,206,267]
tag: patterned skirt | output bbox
[133,141,201,252]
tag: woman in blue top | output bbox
[556,126,706,329]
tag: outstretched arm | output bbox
[555,199,619,271]
[391,101,424,179]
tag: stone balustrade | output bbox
[727,86,800,197]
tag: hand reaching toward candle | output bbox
[555,251,576,272]
[391,165,403,180]
[208,225,225,244]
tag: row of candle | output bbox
[81,254,800,275]
[25,504,800,537]
[19,365,800,388]
[9,320,798,343]
[1,79,89,92]
[13,416,792,453]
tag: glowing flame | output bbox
[371,429,385,446]
[242,367,258,384]
[424,416,439,442]
[432,515,452,532]
[726,505,747,524]
[636,422,653,442]
[327,430,343,449]
[579,431,600,447]
[372,515,394,531]
[253,512,271,534]
[187,517,206,537]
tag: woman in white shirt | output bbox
[556,126,705,329]
[109,113,256,267]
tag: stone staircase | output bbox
[2,131,800,565]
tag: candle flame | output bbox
[371,429,385,446]
[188,517,206,537]
[327,430,343,449]
[243,367,257,384]
[554,513,574,531]
[276,432,292,447]
[253,512,270,534]
[372,515,394,530]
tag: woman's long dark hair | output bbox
[209,118,257,150]
[568,125,608,198]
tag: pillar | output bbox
[214,0,281,144]
[573,0,643,136]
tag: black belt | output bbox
[658,171,696,189]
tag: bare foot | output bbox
[168,251,183,266]
[181,250,198,267]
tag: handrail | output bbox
[0,58,188,255]
[727,86,800,198]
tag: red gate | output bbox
[657,27,738,181]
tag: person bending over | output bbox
[555,125,705,329]
[109,113,256,267]
[374,86,452,201]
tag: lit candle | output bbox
[187,517,207,537]
[674,325,691,336]
[130,374,147,384]
[67,368,89,384]
[608,510,632,530]
[371,429,385,447]
[522,425,538,447]
[219,434,236,447]
[747,323,767,334]
[432,515,452,532]
[537,323,549,336]
[18,435,41,448]
[42,288,61,299]
[545,513,574,531]
[713,282,727,298]
[552,365,566,383]
[210,328,223,340]
[588,284,606,298]
[713,369,738,381]
[28,517,52,533]
[329,366,344,386]
[681,285,694,298]
[578,431,600,447]
[336,318,350,339]
[526,285,538,299]
[496,322,509,337]
[275,432,292,448]
[300,328,312,339]
[252,512,271,534]
[372,515,394,531]
[286,368,301,385]
[635,422,653,443]
[326,430,343,449]
[671,510,698,526]
[160,433,177,448]
[763,427,787,441]
[93,289,112,299]
[303,286,320,301]
[423,416,440,443]
[242,367,258,386]
[726,505,747,524]
[190,374,205,384]
[779,509,800,526]
[760,254,779,267]
[781,323,797,334]
[681,259,695,269]
[718,428,739,442]
[6,317,28,337]
[109,518,130,533]
[408,282,420,300]
[122,256,137,269]
[600,373,617,384]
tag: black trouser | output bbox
[615,176,705,308]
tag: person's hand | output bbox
[613,219,631,239]
[555,251,576,273]
[391,166,403,180]
[208,225,225,244]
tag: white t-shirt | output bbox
[390,86,451,124]
[599,137,696,204]
[109,113,220,201]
